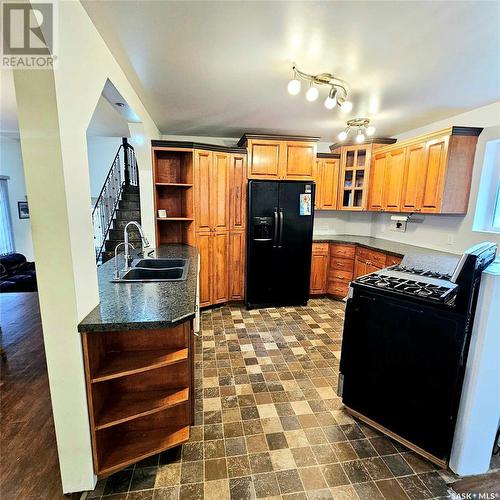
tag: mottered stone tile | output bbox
[88,298,456,499]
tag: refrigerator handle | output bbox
[278,209,284,248]
[273,208,279,248]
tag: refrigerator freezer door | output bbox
[246,181,280,307]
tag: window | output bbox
[473,139,500,234]
[0,177,15,255]
[493,183,500,231]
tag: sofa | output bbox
[0,253,37,293]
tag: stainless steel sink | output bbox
[133,258,187,269]
[112,257,189,282]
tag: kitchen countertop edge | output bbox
[313,234,459,258]
[78,244,198,333]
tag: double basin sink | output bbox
[112,258,189,282]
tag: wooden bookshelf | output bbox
[152,149,195,245]
[81,321,194,477]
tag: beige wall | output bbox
[13,0,159,493]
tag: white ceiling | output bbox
[82,1,500,141]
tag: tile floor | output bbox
[88,298,455,500]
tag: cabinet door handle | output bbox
[236,186,240,199]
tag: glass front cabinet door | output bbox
[338,145,372,210]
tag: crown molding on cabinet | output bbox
[151,140,247,154]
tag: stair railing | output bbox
[92,139,138,263]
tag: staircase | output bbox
[101,184,142,263]
[92,138,140,264]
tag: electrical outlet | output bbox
[390,219,407,232]
[447,234,455,245]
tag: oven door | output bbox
[339,286,467,461]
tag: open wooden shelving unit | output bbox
[153,148,195,246]
[81,323,194,477]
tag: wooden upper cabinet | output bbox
[383,148,406,211]
[318,157,340,210]
[338,145,372,210]
[282,141,317,179]
[247,140,281,179]
[210,152,230,231]
[229,154,247,230]
[367,126,481,215]
[368,152,387,211]
[240,135,319,180]
[194,150,212,232]
[401,142,426,211]
[421,136,448,213]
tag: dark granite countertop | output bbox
[78,244,198,333]
[313,234,459,258]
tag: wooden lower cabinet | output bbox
[197,230,229,307]
[310,243,329,294]
[327,244,355,298]
[81,320,194,477]
[229,230,245,300]
[310,242,404,297]
[353,247,386,279]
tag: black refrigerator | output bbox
[246,180,315,309]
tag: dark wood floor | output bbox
[0,292,73,500]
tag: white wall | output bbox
[86,136,123,199]
[0,135,34,259]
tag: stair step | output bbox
[122,185,140,194]
[109,228,142,240]
[121,193,140,202]
[105,238,142,252]
[115,210,141,220]
[113,219,142,230]
[119,200,140,211]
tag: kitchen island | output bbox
[78,244,198,477]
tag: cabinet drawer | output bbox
[330,243,355,259]
[328,279,349,297]
[356,247,386,268]
[385,254,403,267]
[329,257,354,272]
[312,242,329,254]
[328,269,352,282]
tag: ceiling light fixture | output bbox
[337,118,375,143]
[287,64,352,112]
[306,83,319,102]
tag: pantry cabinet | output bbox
[239,134,319,181]
[368,127,482,214]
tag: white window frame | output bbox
[473,139,500,234]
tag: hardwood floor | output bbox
[0,292,74,500]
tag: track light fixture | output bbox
[337,118,376,143]
[287,64,352,112]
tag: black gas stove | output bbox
[339,242,497,465]
[355,265,458,304]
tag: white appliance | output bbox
[449,257,500,475]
